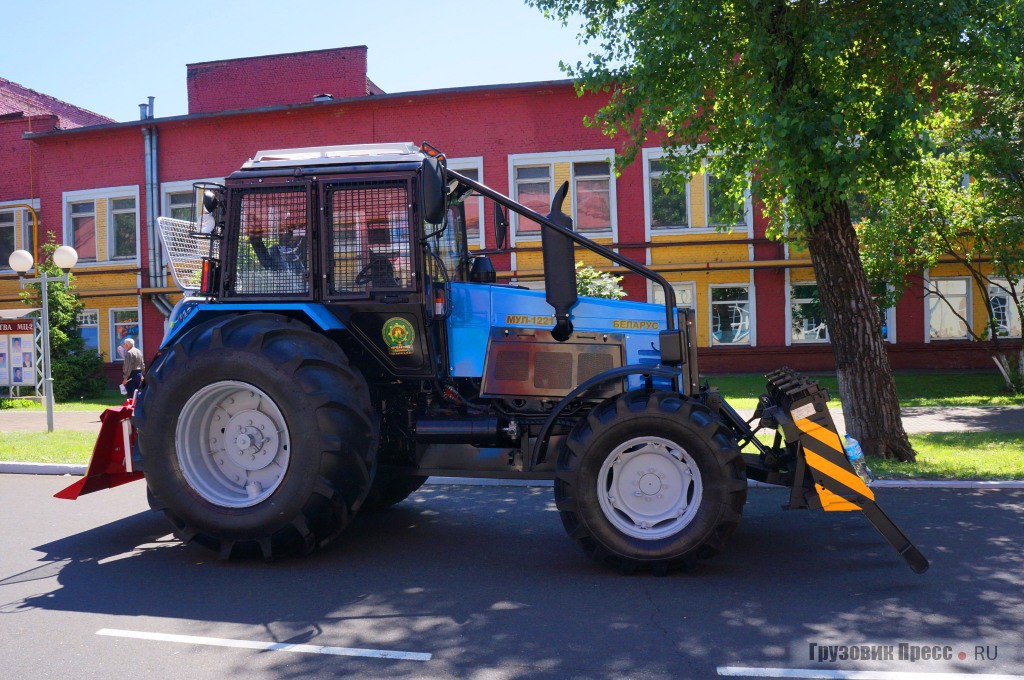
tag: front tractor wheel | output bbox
[134,313,378,559]
[555,391,746,573]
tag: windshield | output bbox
[426,202,468,282]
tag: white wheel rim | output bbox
[176,381,290,508]
[596,435,703,540]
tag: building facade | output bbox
[1,46,1018,385]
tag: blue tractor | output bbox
[60,142,927,573]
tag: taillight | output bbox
[200,258,219,296]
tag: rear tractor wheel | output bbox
[134,313,378,559]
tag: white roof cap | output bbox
[242,142,424,169]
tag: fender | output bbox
[161,302,345,349]
[529,364,683,469]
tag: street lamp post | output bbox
[8,246,79,433]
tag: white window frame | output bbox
[709,279,755,346]
[988,278,1023,338]
[109,306,143,362]
[643,147,691,238]
[77,309,100,352]
[648,280,697,312]
[704,168,752,231]
[446,158,484,250]
[0,210,15,271]
[507,150,617,244]
[786,279,830,345]
[924,274,972,342]
[785,274,897,345]
[108,197,139,260]
[879,286,897,344]
[63,186,141,265]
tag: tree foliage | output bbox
[529,0,1023,460]
[576,261,627,299]
[859,83,1024,391]
[19,237,105,401]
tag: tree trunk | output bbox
[806,201,916,462]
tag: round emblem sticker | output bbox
[382,317,415,355]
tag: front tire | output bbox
[555,391,746,573]
[134,313,378,558]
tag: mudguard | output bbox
[54,403,143,500]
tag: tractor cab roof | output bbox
[243,142,425,170]
[228,142,428,180]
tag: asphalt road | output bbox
[1,475,1022,680]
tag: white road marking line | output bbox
[96,628,431,661]
[717,667,1024,679]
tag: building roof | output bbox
[0,77,113,129]
[24,78,575,139]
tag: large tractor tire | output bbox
[363,467,427,511]
[555,390,746,573]
[134,313,378,559]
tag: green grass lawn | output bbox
[1,389,124,412]
[0,431,97,464]
[707,370,1024,411]
[871,433,1024,480]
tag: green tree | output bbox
[530,0,1022,460]
[859,86,1024,392]
[19,237,105,401]
[576,261,627,299]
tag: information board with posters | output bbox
[0,319,37,388]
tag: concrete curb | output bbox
[0,462,87,476]
[3,462,1022,490]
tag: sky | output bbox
[4,0,593,123]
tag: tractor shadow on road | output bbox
[10,485,1024,680]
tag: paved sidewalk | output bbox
[736,405,1024,435]
[2,404,1023,436]
[0,409,104,432]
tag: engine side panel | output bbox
[447,282,669,382]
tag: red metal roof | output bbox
[0,77,113,129]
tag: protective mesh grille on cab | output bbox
[233,188,310,296]
[327,180,413,295]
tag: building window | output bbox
[989,279,1022,338]
[648,159,689,230]
[448,159,483,247]
[707,173,748,227]
[21,210,35,257]
[510,151,617,239]
[0,212,14,268]
[111,308,140,360]
[168,191,195,222]
[790,284,829,342]
[651,281,696,311]
[711,286,751,345]
[110,197,138,259]
[573,161,612,232]
[513,166,551,235]
[927,278,970,340]
[78,310,99,351]
[70,201,96,260]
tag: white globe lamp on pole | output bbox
[8,245,79,432]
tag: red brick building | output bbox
[1,46,1015,384]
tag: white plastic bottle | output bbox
[842,434,874,485]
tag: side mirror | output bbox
[421,157,447,224]
[493,203,508,250]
